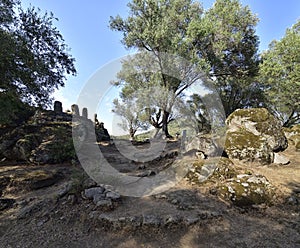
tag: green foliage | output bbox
[47,125,77,163]
[69,168,88,196]
[0,91,34,126]
[184,93,212,133]
[110,0,205,137]
[112,97,149,139]
[110,0,203,56]
[0,0,76,125]
[188,0,262,117]
[259,20,300,127]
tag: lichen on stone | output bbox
[217,174,274,207]
[224,108,288,164]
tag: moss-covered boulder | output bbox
[186,157,238,184]
[185,157,275,207]
[217,174,275,207]
[225,108,288,164]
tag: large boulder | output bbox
[225,108,288,164]
[218,174,275,207]
[0,124,76,164]
[185,157,275,207]
[186,157,237,184]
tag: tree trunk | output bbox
[162,110,172,138]
[129,127,136,141]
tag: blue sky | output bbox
[21,0,300,134]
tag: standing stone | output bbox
[94,114,100,125]
[82,108,88,119]
[71,104,80,115]
[54,101,63,114]
[181,130,187,151]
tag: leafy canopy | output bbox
[110,0,206,137]
[0,0,76,124]
[260,20,300,127]
[188,0,261,117]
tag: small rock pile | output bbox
[186,157,236,185]
[83,186,121,210]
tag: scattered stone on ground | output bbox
[0,106,300,247]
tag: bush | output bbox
[47,125,77,163]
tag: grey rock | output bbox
[98,213,116,223]
[17,206,33,219]
[82,178,98,189]
[247,176,269,185]
[57,182,72,198]
[273,153,290,165]
[92,193,106,203]
[142,214,161,226]
[137,170,156,177]
[225,108,288,164]
[126,216,142,227]
[198,211,208,220]
[287,196,299,205]
[163,215,182,226]
[67,194,77,205]
[99,184,114,192]
[184,216,199,226]
[186,136,220,157]
[198,163,217,182]
[105,191,120,200]
[95,199,112,208]
[84,187,105,199]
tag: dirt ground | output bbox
[0,142,300,248]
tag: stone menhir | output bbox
[71,104,80,116]
[95,122,110,141]
[94,114,100,125]
[82,108,88,119]
[54,101,63,114]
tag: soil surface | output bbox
[0,141,300,248]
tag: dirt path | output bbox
[0,143,300,247]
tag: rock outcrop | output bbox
[218,174,274,207]
[224,108,288,164]
[0,101,110,163]
[185,156,275,207]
